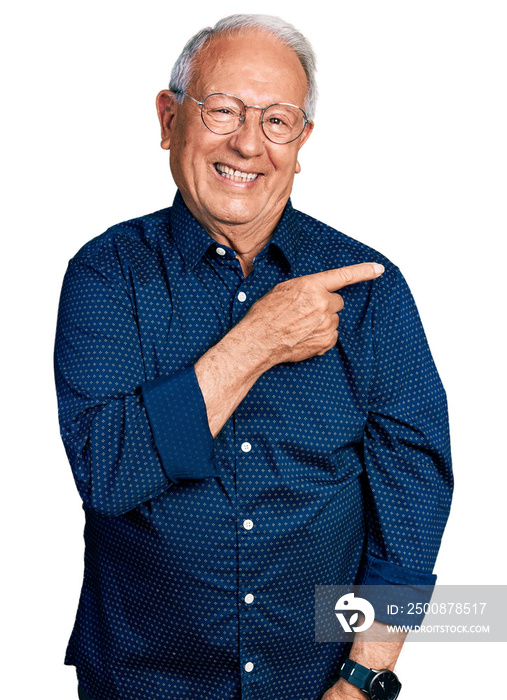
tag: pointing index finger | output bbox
[313,263,385,292]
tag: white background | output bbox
[2,1,506,698]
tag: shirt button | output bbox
[238,291,247,302]
[245,662,254,673]
[245,593,255,604]
[216,247,226,256]
[241,441,252,452]
[243,519,253,530]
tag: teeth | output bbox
[215,163,259,182]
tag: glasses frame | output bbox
[176,91,310,145]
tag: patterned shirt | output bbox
[54,191,453,700]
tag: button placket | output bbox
[237,427,258,687]
[231,282,252,325]
[233,358,263,694]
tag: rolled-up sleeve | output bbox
[54,254,216,517]
[357,268,453,605]
[142,366,216,482]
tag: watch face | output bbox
[369,670,401,700]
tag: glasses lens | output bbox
[262,104,306,144]
[202,94,244,134]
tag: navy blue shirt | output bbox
[55,191,453,700]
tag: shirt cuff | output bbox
[141,365,217,483]
[356,553,436,626]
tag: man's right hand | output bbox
[239,262,385,367]
[195,262,384,437]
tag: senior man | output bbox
[55,14,453,700]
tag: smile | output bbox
[215,163,260,182]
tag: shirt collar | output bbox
[169,190,300,271]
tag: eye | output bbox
[207,106,242,120]
[268,116,286,126]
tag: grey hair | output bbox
[169,14,318,121]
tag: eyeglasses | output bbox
[176,91,310,145]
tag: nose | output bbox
[227,106,266,158]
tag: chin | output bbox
[206,200,261,226]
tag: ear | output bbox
[298,120,314,151]
[156,90,177,150]
[294,122,313,175]
[294,121,314,173]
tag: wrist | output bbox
[338,659,401,700]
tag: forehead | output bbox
[190,30,308,107]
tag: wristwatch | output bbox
[339,659,401,699]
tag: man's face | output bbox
[157,30,313,236]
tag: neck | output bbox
[181,195,287,277]
[209,225,273,276]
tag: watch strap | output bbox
[339,658,375,690]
